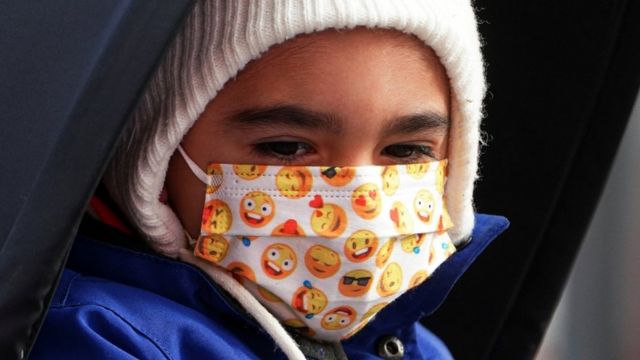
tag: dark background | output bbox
[0,1,194,357]
[422,1,640,359]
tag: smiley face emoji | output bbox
[362,302,389,322]
[261,244,297,279]
[342,302,389,339]
[201,199,232,234]
[414,189,436,226]
[240,191,275,228]
[195,235,229,263]
[227,261,256,283]
[271,219,306,237]
[258,285,283,302]
[304,245,341,278]
[408,269,429,289]
[233,164,267,180]
[389,201,414,234]
[338,269,373,297]
[276,166,313,199]
[439,205,454,233]
[292,284,328,318]
[344,230,378,263]
[309,196,348,238]
[351,183,381,220]
[320,166,356,187]
[436,160,448,194]
[377,262,403,297]
[321,306,357,330]
[375,238,396,268]
[381,165,400,196]
[406,163,430,179]
[205,164,224,194]
[283,319,316,337]
[400,233,428,254]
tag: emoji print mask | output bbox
[178,146,457,342]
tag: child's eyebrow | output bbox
[381,112,449,137]
[225,105,342,134]
[224,104,448,136]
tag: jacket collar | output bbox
[66,213,509,339]
[346,214,509,345]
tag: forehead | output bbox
[214,27,450,120]
[244,28,440,77]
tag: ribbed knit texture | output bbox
[104,0,486,258]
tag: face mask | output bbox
[178,146,456,341]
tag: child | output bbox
[32,1,508,359]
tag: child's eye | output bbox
[382,144,435,162]
[252,141,315,163]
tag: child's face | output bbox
[166,28,451,237]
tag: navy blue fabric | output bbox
[31,214,508,359]
[0,2,194,356]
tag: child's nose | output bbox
[326,145,377,166]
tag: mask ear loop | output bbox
[177,145,210,185]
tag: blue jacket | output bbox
[31,214,508,359]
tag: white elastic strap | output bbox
[177,145,210,185]
[179,249,305,360]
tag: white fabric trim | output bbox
[178,249,306,360]
[177,145,209,185]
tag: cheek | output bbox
[179,105,256,165]
[436,132,449,159]
[165,151,208,238]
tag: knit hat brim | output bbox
[104,0,485,257]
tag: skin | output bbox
[166,28,451,239]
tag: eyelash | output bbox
[251,141,436,164]
[382,144,436,163]
[251,141,315,164]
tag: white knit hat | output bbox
[104,0,486,258]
